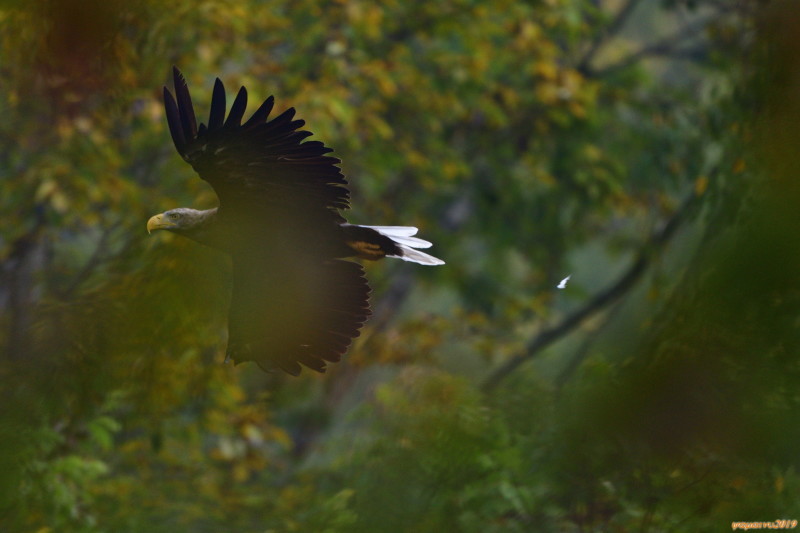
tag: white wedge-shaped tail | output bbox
[360,225,445,266]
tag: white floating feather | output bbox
[556,275,571,290]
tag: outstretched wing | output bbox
[228,257,371,375]
[163,67,349,222]
[162,67,370,374]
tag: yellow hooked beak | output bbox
[147,213,175,234]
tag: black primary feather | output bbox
[163,88,186,153]
[242,95,274,129]
[208,78,226,131]
[172,67,197,140]
[224,86,248,129]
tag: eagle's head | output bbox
[147,207,204,233]
[146,207,219,246]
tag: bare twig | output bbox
[3,224,45,361]
[57,222,123,299]
[577,0,641,75]
[587,10,728,78]
[481,192,698,393]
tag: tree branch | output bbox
[481,192,698,393]
[577,0,641,76]
[586,10,728,78]
[56,222,122,299]
[554,297,624,390]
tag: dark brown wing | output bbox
[227,258,371,375]
[163,67,349,222]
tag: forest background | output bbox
[2,0,799,531]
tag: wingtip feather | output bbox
[163,87,186,153]
[172,67,197,141]
[225,86,248,129]
[208,78,226,131]
[243,95,275,129]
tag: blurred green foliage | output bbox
[1,0,798,531]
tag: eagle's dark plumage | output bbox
[148,67,443,375]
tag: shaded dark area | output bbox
[1,1,797,531]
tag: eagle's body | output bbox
[147,68,443,375]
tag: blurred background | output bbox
[1,0,798,531]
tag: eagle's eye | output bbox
[169,212,180,220]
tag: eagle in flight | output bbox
[147,68,443,376]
